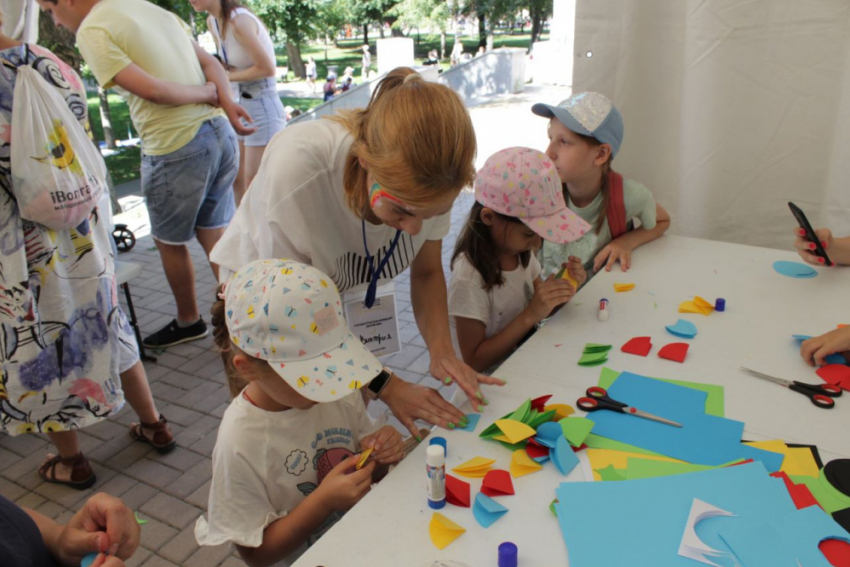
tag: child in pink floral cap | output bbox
[448,147,592,373]
[195,259,403,566]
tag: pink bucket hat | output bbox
[474,147,591,243]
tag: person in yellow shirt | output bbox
[37,0,255,349]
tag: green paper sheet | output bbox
[584,433,666,457]
[598,367,725,417]
[578,351,609,366]
[790,470,850,513]
[624,458,717,480]
[596,464,626,481]
[560,416,595,447]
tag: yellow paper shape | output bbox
[492,434,513,443]
[429,512,466,550]
[510,449,543,478]
[356,448,373,470]
[679,296,714,315]
[544,403,575,421]
[495,419,536,444]
[453,456,495,474]
[613,283,636,292]
[453,468,490,478]
[586,448,681,481]
[562,271,579,289]
[743,440,818,478]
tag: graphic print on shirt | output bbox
[296,447,355,496]
[331,233,416,292]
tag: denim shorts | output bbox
[141,116,238,245]
[236,78,286,147]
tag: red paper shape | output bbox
[658,342,689,363]
[530,395,553,412]
[480,469,515,497]
[820,538,850,567]
[525,443,549,461]
[621,336,652,357]
[770,471,821,510]
[445,474,470,507]
[817,364,850,391]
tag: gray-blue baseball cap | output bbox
[532,92,624,158]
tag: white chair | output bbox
[114,260,156,362]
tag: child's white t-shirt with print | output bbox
[210,119,451,291]
[448,253,541,373]
[194,391,380,566]
[539,178,657,276]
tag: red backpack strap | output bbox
[606,171,628,239]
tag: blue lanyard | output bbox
[361,219,401,309]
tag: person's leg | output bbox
[122,360,176,452]
[155,240,199,323]
[41,431,81,482]
[195,226,226,281]
[244,144,266,191]
[233,140,247,207]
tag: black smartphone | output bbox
[788,202,832,266]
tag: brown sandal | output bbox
[130,415,176,453]
[38,452,96,490]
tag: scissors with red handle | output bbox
[577,386,682,427]
[740,367,841,409]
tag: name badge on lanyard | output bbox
[343,220,402,357]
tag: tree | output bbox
[528,0,553,47]
[252,0,322,79]
[390,0,451,55]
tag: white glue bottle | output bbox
[426,445,446,509]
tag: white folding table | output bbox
[293,235,849,567]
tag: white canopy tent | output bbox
[568,0,850,249]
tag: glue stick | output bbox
[598,298,609,321]
[426,445,446,509]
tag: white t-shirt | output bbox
[210,120,452,291]
[448,253,541,370]
[195,391,380,566]
[210,8,275,72]
[539,177,657,276]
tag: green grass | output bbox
[89,29,547,184]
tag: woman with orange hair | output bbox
[211,68,503,437]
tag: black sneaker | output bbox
[143,318,209,348]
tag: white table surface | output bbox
[293,235,849,567]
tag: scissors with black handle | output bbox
[577,386,683,427]
[740,367,841,409]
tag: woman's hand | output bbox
[379,376,468,439]
[429,349,505,413]
[793,227,832,266]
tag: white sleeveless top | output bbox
[211,7,275,73]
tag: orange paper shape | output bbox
[481,469,515,497]
[453,456,495,478]
[544,403,575,421]
[510,449,543,478]
[495,419,536,444]
[621,336,652,357]
[816,364,850,391]
[429,512,466,549]
[614,283,635,292]
[445,474,470,507]
[658,342,689,363]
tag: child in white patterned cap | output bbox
[195,259,403,566]
[449,147,592,373]
[533,92,671,276]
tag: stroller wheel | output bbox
[113,224,136,252]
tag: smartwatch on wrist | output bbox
[366,367,393,400]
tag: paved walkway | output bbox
[0,84,569,567]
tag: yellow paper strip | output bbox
[355,448,373,470]
[614,283,636,292]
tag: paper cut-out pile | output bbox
[679,296,715,315]
[773,260,818,279]
[578,343,612,366]
[481,469,514,497]
[445,474,470,507]
[658,342,689,363]
[621,336,652,357]
[613,283,635,292]
[429,512,466,549]
[452,457,495,478]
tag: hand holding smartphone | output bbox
[788,202,832,267]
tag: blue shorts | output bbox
[141,116,238,245]
[236,78,286,147]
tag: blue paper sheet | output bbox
[473,492,508,528]
[773,260,818,278]
[554,463,796,567]
[666,319,698,339]
[720,505,850,567]
[456,413,481,432]
[553,435,579,476]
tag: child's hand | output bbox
[360,426,404,465]
[528,276,575,323]
[566,256,587,287]
[793,227,833,266]
[315,454,375,512]
[801,326,850,366]
[593,240,634,273]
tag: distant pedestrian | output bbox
[361,43,371,80]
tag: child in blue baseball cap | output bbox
[532,92,671,276]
